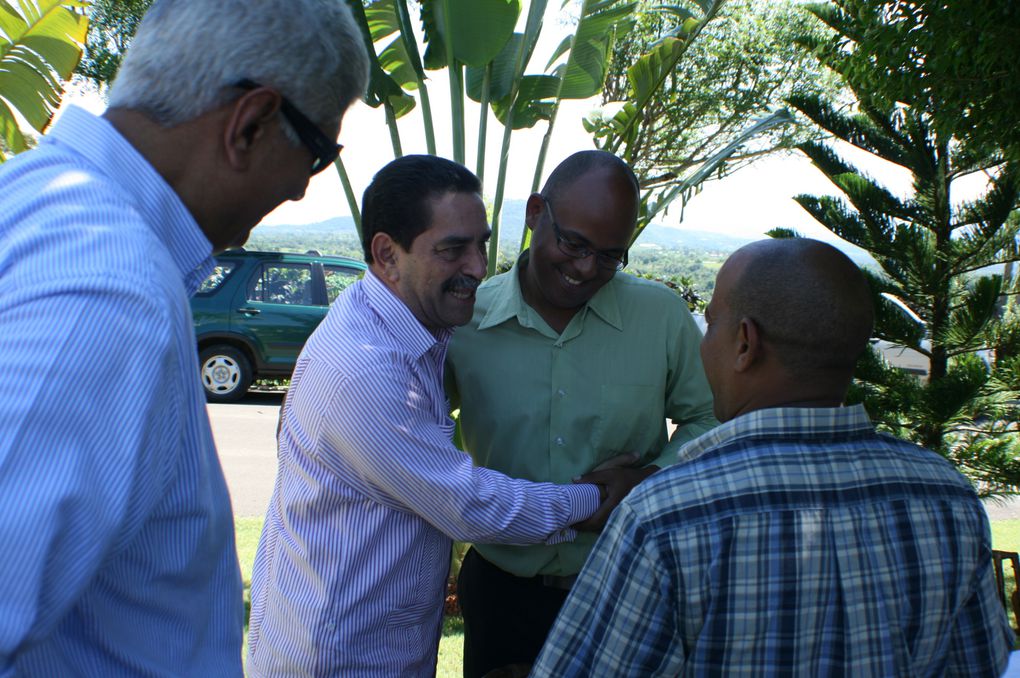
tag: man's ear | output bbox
[223,88,281,171]
[524,192,544,234]
[734,317,762,372]
[371,232,401,282]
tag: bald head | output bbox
[725,238,874,374]
[541,150,639,205]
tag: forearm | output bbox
[315,370,601,545]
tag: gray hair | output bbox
[107,0,368,140]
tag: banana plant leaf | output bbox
[465,32,523,104]
[546,0,638,101]
[421,0,521,69]
[0,0,87,158]
[346,1,415,118]
[490,74,559,129]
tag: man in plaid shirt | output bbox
[531,238,1014,677]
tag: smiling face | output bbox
[521,167,636,328]
[393,190,490,333]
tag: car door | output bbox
[233,261,327,372]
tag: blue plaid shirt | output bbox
[532,405,1013,677]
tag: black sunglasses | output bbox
[234,79,341,175]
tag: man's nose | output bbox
[573,251,599,277]
[465,245,487,280]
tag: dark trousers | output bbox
[457,547,572,678]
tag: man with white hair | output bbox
[0,1,367,675]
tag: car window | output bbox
[324,265,363,304]
[248,264,315,306]
[196,263,237,294]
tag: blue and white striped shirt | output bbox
[532,405,1014,677]
[0,106,243,677]
[247,271,599,677]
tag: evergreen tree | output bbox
[788,0,1020,494]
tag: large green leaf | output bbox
[364,1,401,41]
[422,0,521,69]
[0,0,86,159]
[346,1,415,119]
[466,33,524,103]
[378,36,419,93]
[549,0,639,101]
[490,74,559,129]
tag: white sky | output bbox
[57,2,991,246]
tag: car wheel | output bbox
[199,345,253,403]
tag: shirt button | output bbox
[326,622,336,631]
[555,436,565,446]
[557,389,566,398]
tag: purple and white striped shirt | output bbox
[246,271,599,677]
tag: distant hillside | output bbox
[253,201,752,250]
[252,199,874,265]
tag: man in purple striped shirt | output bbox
[247,155,631,677]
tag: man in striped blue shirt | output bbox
[532,239,1014,676]
[247,155,632,677]
[0,2,368,675]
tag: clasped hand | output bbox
[571,452,659,533]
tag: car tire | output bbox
[199,345,253,403]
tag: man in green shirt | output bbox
[446,150,717,677]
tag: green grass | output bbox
[992,520,1020,553]
[991,520,1020,637]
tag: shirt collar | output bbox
[477,251,623,332]
[362,270,451,358]
[46,106,214,294]
[677,404,874,463]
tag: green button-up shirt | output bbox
[446,255,717,577]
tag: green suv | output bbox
[190,249,366,402]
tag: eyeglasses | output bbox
[234,79,341,175]
[543,197,628,271]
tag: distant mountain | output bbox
[254,217,358,235]
[252,199,875,266]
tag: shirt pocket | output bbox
[593,383,660,455]
[385,525,450,629]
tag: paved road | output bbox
[208,391,1020,522]
[208,391,283,518]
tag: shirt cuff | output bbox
[568,482,602,523]
[542,483,600,545]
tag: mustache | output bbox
[443,275,481,293]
